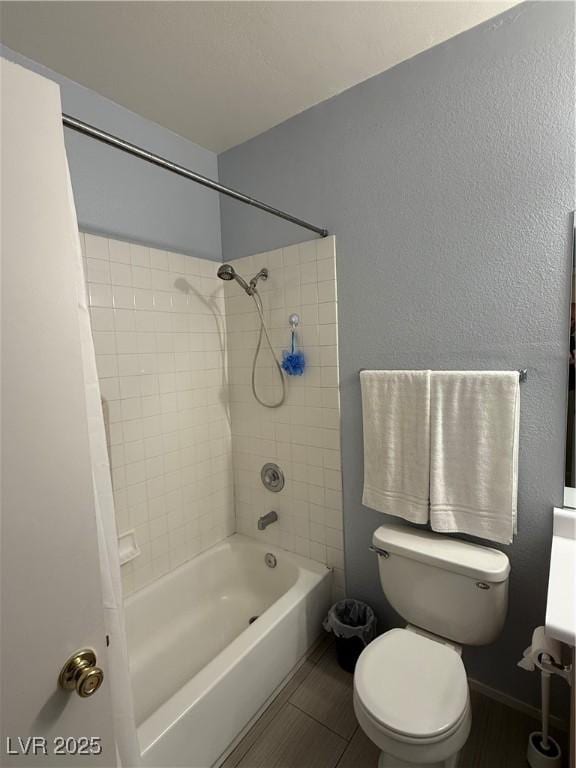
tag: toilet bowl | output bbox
[353,524,510,768]
[354,628,471,767]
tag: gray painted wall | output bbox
[0,45,222,260]
[219,2,575,714]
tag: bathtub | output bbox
[125,534,332,768]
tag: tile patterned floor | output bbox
[222,639,568,768]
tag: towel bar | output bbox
[358,368,528,382]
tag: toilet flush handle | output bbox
[369,545,390,559]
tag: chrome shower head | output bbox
[217,264,236,281]
[217,263,251,294]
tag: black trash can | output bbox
[323,599,376,672]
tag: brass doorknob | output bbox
[58,649,104,698]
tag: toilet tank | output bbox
[373,524,510,645]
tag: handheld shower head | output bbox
[216,264,285,408]
[217,264,251,294]
[249,268,268,293]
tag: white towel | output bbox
[430,371,520,544]
[361,370,430,524]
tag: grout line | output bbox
[307,637,336,667]
[333,725,360,768]
[288,700,353,742]
[287,641,357,741]
[220,667,316,767]
[217,635,327,768]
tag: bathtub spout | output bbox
[258,511,278,530]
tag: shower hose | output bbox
[250,289,286,408]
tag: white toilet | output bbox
[353,523,511,768]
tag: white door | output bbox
[1,60,116,765]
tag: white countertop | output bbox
[545,507,576,647]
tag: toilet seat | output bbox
[354,692,469,747]
[354,628,469,742]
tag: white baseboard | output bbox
[468,677,569,732]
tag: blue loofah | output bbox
[282,327,306,375]
[282,349,306,376]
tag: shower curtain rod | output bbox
[62,114,329,238]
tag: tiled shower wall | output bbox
[81,233,233,596]
[82,232,344,599]
[225,237,344,599]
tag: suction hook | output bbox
[289,313,300,329]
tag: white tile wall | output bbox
[81,233,234,596]
[82,232,344,600]
[224,237,345,599]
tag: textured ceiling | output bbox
[0,2,519,152]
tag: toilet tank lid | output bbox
[373,524,510,582]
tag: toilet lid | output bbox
[354,628,468,740]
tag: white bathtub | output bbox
[125,534,332,768]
